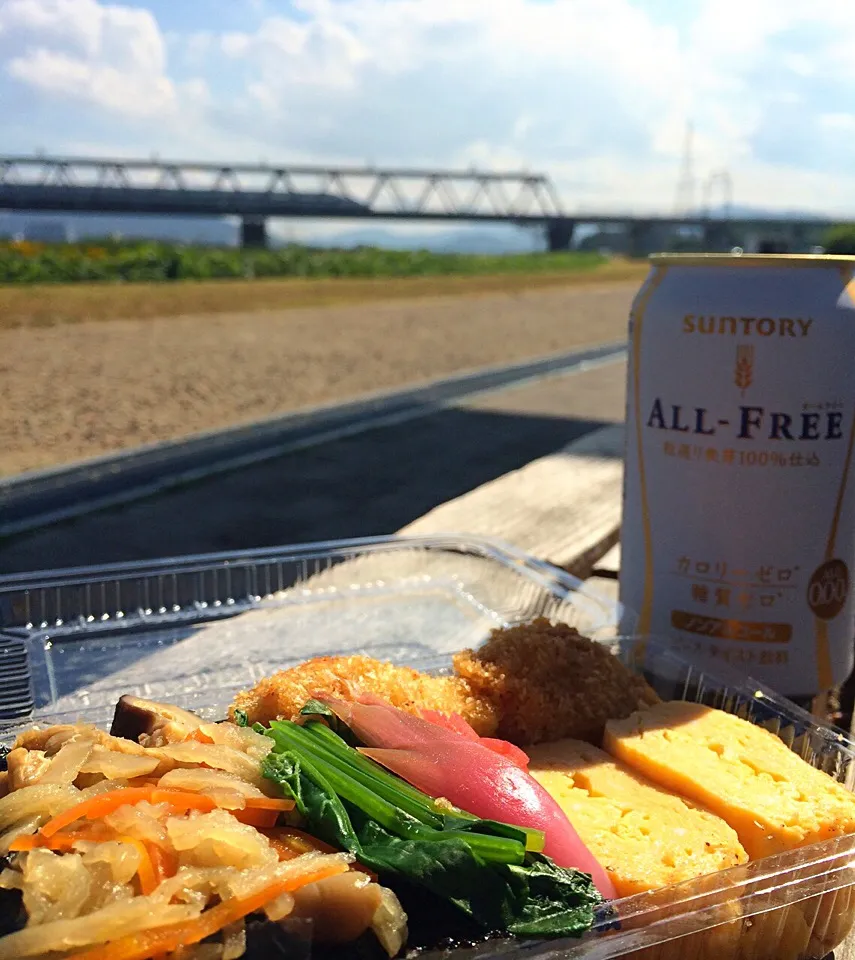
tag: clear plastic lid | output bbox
[0,533,852,960]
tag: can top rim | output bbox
[649,253,855,267]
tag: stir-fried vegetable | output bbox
[63,857,349,960]
[35,786,294,838]
[0,708,408,960]
[262,716,603,937]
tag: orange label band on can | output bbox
[619,253,855,698]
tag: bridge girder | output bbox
[0,155,563,222]
[0,156,846,250]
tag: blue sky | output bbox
[1,0,854,222]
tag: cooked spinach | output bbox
[262,720,601,939]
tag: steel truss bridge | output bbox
[0,154,841,252]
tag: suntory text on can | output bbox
[619,253,855,697]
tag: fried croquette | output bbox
[453,618,660,746]
[228,654,500,735]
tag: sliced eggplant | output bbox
[110,695,203,745]
[0,886,25,940]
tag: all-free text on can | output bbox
[619,253,855,698]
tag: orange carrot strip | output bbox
[10,834,81,852]
[13,826,160,897]
[37,785,293,847]
[65,862,348,960]
[40,788,218,838]
[263,826,338,857]
[263,828,378,881]
[9,835,45,852]
[185,729,215,744]
[243,798,295,811]
[10,824,112,852]
[264,835,302,861]
[232,808,280,829]
[118,837,158,896]
[146,842,178,884]
[9,835,42,852]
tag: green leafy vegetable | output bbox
[233,708,249,728]
[298,699,359,745]
[261,719,602,939]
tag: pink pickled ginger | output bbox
[315,694,615,899]
[417,708,530,770]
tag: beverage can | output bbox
[620,253,855,697]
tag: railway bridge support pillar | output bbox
[702,221,735,252]
[546,219,576,251]
[241,216,269,249]
[627,220,657,258]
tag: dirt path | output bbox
[1,281,638,476]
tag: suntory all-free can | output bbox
[619,253,855,698]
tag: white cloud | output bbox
[4,0,855,213]
[209,0,684,181]
[0,0,177,117]
[221,10,369,91]
[8,47,175,116]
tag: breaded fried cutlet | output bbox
[453,618,659,746]
[228,655,500,735]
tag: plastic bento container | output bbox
[0,533,853,960]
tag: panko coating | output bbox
[453,618,660,745]
[229,654,500,736]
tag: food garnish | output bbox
[261,713,605,936]
[309,694,615,898]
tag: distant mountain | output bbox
[295,225,545,254]
[0,204,841,253]
[0,211,237,245]
[689,204,831,221]
[0,211,544,254]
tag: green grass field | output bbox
[0,243,647,327]
[1,239,609,284]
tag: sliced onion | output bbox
[104,803,170,847]
[158,767,266,806]
[81,840,142,887]
[0,784,80,831]
[0,815,42,855]
[0,895,199,959]
[43,725,100,753]
[222,919,246,960]
[200,723,272,760]
[20,849,92,924]
[36,741,94,786]
[78,745,159,782]
[79,778,137,800]
[167,810,278,872]
[0,867,22,890]
[159,742,270,791]
[371,886,409,957]
[263,890,295,922]
[155,866,244,906]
